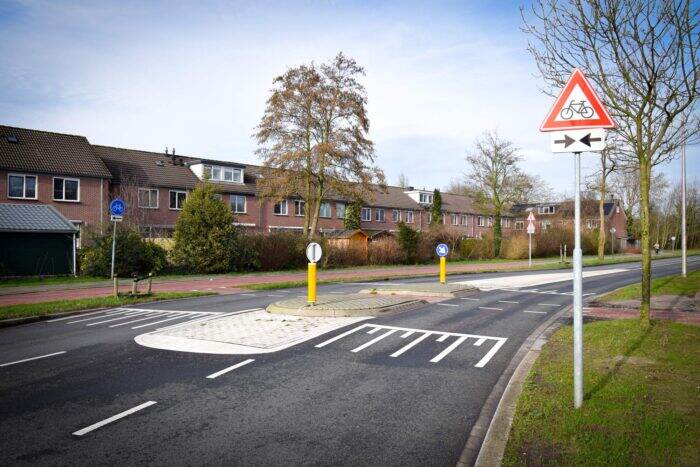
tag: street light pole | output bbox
[573,152,583,409]
[681,134,687,277]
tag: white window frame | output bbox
[451,213,458,225]
[375,208,385,222]
[586,219,599,229]
[487,216,493,227]
[503,218,510,228]
[419,193,433,204]
[274,200,288,216]
[461,215,468,226]
[52,176,80,202]
[336,202,346,219]
[169,190,187,210]
[392,209,401,223]
[7,173,38,200]
[405,211,414,224]
[361,207,371,222]
[138,188,159,209]
[294,200,305,217]
[477,216,485,227]
[515,220,524,230]
[538,205,556,214]
[231,195,246,214]
[203,164,244,183]
[541,220,551,230]
[319,202,331,218]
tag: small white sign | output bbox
[527,212,536,222]
[110,215,123,222]
[527,222,535,235]
[550,128,606,153]
[306,242,322,263]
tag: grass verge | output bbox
[503,319,699,466]
[599,270,699,302]
[0,291,214,320]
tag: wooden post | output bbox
[132,278,137,295]
[113,277,118,297]
[147,276,152,294]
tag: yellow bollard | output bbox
[308,262,317,305]
[439,256,446,284]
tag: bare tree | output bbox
[255,53,385,238]
[522,0,699,326]
[585,147,617,259]
[396,173,410,189]
[465,130,535,256]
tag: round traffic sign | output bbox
[436,243,449,258]
[306,242,322,263]
[109,198,126,216]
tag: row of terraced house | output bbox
[0,125,628,249]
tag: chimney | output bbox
[171,148,176,165]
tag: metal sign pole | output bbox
[110,220,117,279]
[682,135,687,277]
[528,234,532,267]
[573,151,584,408]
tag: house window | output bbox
[587,219,599,229]
[138,188,159,208]
[231,195,246,213]
[419,193,433,204]
[53,177,80,202]
[361,207,371,222]
[169,190,187,210]
[8,173,37,199]
[274,200,288,215]
[503,218,510,228]
[392,210,401,222]
[405,211,414,223]
[203,164,243,183]
[336,202,346,219]
[461,215,468,226]
[375,208,385,222]
[515,220,524,230]
[477,216,485,227]
[320,202,331,218]
[541,220,551,230]
[294,200,305,217]
[451,214,458,225]
[538,205,556,214]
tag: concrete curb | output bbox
[266,298,426,317]
[457,306,569,467]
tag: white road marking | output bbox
[460,297,479,301]
[47,309,118,322]
[206,359,255,379]
[65,309,136,324]
[498,300,519,304]
[117,307,216,315]
[474,338,486,346]
[367,327,380,334]
[524,310,547,314]
[437,303,459,307]
[1,351,67,367]
[538,303,561,307]
[329,291,345,294]
[239,293,256,296]
[479,306,502,311]
[72,401,157,436]
[315,325,366,348]
[430,336,468,363]
[108,313,169,327]
[131,314,195,329]
[351,329,397,352]
[390,332,432,357]
[475,339,507,368]
[400,330,414,338]
[86,310,154,326]
[267,294,285,297]
[436,334,449,342]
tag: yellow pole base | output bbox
[439,256,446,284]
[308,262,317,304]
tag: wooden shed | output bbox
[326,229,369,254]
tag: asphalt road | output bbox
[1,257,696,466]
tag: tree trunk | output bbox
[639,156,652,327]
[307,187,323,239]
[598,188,606,260]
[494,215,502,257]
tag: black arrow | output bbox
[554,135,576,148]
[579,133,602,147]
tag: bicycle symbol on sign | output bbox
[560,100,594,120]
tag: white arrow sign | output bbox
[550,128,606,153]
[306,242,322,263]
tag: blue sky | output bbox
[0,0,695,195]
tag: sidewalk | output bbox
[0,259,555,306]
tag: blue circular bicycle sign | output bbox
[436,243,449,257]
[109,198,126,216]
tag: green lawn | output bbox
[600,270,700,302]
[0,291,214,320]
[503,319,699,466]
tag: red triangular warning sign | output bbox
[540,69,615,132]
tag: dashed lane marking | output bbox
[437,303,459,307]
[498,300,519,304]
[460,297,479,301]
[316,323,507,368]
[479,306,503,311]
[538,303,561,307]
[524,310,548,314]
[1,351,67,367]
[72,401,157,436]
[206,359,255,379]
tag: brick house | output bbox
[0,126,112,244]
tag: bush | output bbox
[80,226,167,277]
[368,238,404,265]
[500,234,529,259]
[624,246,641,254]
[459,234,495,260]
[418,227,464,262]
[237,232,320,271]
[397,222,421,263]
[171,183,239,273]
[324,244,367,268]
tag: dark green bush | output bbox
[80,226,167,277]
[236,232,324,271]
[397,222,421,263]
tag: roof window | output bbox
[5,135,18,143]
